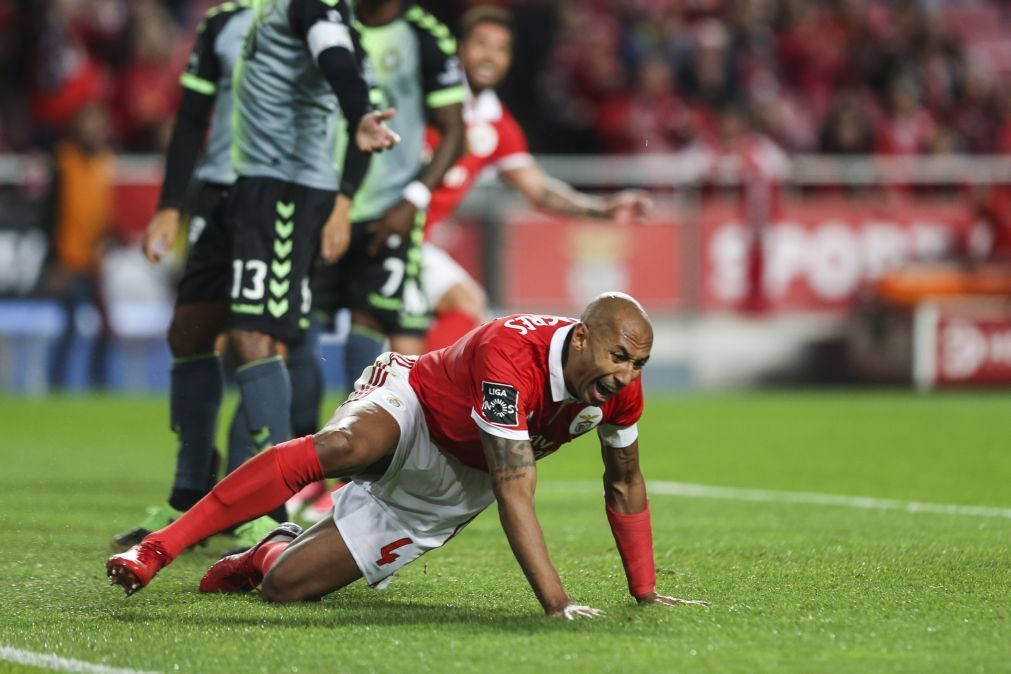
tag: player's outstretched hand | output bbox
[637,592,709,607]
[320,195,352,262]
[142,208,180,263]
[604,189,653,225]
[549,604,606,620]
[366,199,416,255]
[356,108,400,154]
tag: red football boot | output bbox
[106,540,171,596]
[199,522,303,593]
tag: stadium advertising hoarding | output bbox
[701,198,974,313]
[914,301,1011,389]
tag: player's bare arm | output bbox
[367,102,465,254]
[601,436,708,608]
[502,164,653,223]
[320,193,352,262]
[480,430,604,619]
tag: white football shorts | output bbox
[331,352,495,587]
[421,242,474,308]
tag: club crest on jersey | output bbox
[481,381,518,427]
[569,407,603,435]
[467,122,498,157]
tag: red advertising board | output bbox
[701,197,974,312]
[501,212,684,314]
[914,301,1011,389]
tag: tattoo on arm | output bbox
[485,435,536,488]
[538,178,607,219]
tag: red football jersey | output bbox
[424,88,533,238]
[409,314,644,471]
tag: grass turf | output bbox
[0,391,1008,673]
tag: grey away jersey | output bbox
[350,5,466,221]
[181,1,252,185]
[231,0,363,191]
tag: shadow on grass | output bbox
[106,589,673,635]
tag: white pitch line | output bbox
[542,480,1011,520]
[0,647,160,674]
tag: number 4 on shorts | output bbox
[375,538,412,567]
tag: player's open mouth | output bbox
[593,381,615,403]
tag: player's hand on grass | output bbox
[636,592,708,607]
[321,195,352,262]
[549,604,606,620]
[142,208,180,263]
[356,108,400,154]
[604,190,653,225]
[367,199,416,255]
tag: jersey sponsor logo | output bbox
[569,407,603,435]
[467,122,498,158]
[503,314,576,336]
[443,165,468,188]
[481,381,519,426]
[437,57,463,87]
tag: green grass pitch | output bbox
[0,391,1009,673]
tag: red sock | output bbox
[425,310,479,352]
[145,436,325,559]
[253,540,290,575]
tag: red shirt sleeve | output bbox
[469,340,532,441]
[491,110,533,171]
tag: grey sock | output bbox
[170,353,223,492]
[288,316,324,437]
[235,356,292,452]
[344,325,385,392]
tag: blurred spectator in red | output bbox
[595,52,695,153]
[875,76,937,155]
[111,0,183,151]
[28,0,110,146]
[47,103,116,391]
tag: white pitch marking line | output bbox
[542,480,1011,520]
[0,647,161,674]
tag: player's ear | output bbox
[571,323,588,352]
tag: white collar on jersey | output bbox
[464,84,504,125]
[548,322,578,403]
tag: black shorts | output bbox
[226,176,335,345]
[311,211,430,337]
[176,181,232,305]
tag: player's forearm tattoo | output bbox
[488,436,536,486]
[538,182,606,219]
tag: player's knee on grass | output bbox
[260,567,308,604]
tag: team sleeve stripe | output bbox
[426,86,467,109]
[598,423,638,448]
[470,408,530,441]
[180,72,216,95]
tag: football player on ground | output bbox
[115,0,399,551]
[423,7,653,351]
[108,292,708,618]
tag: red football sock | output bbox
[425,310,479,352]
[145,436,325,559]
[253,540,290,575]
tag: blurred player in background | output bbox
[113,1,257,550]
[108,292,707,619]
[308,0,466,369]
[113,0,399,551]
[422,7,653,352]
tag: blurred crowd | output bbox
[1,0,1011,157]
